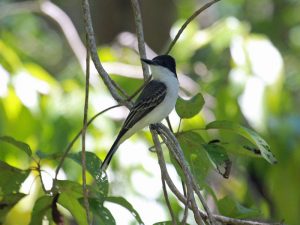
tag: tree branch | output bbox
[5,1,281,225]
[161,176,178,225]
[54,104,121,180]
[82,0,130,104]
[157,123,215,224]
[81,32,91,224]
[181,198,189,225]
[130,0,150,79]
[166,0,221,54]
[151,130,178,225]
[151,123,282,225]
[116,32,157,58]
[79,0,281,224]
[150,126,205,225]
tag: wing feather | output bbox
[123,80,167,129]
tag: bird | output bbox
[100,54,179,171]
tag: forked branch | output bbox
[166,0,221,54]
[82,0,130,105]
[152,124,282,225]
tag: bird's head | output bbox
[141,55,177,78]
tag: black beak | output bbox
[141,58,156,65]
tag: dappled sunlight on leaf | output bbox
[206,120,277,164]
[217,195,260,219]
[0,161,30,195]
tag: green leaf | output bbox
[55,180,83,198]
[29,196,52,225]
[106,196,144,225]
[153,221,189,225]
[217,196,260,219]
[55,178,104,202]
[0,40,23,71]
[0,136,32,157]
[0,161,30,195]
[88,198,116,225]
[0,193,26,223]
[206,120,277,164]
[68,151,109,197]
[35,150,63,160]
[153,222,180,225]
[175,93,205,118]
[176,131,212,186]
[56,180,113,225]
[58,192,88,225]
[203,143,232,178]
[153,222,171,225]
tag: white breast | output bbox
[120,66,179,142]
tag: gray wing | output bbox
[122,80,167,129]
[100,80,166,171]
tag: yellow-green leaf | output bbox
[175,93,205,118]
[206,120,277,164]
[0,136,32,157]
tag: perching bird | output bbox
[100,55,179,171]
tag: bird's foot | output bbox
[150,123,162,134]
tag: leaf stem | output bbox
[166,0,221,54]
[81,32,91,224]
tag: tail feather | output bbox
[100,129,127,171]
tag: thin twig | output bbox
[82,0,130,104]
[151,130,177,225]
[161,176,178,225]
[53,75,151,180]
[159,124,215,224]
[130,0,150,79]
[128,75,152,101]
[181,198,189,225]
[151,126,204,225]
[5,1,281,225]
[166,116,174,133]
[150,129,178,225]
[36,162,48,193]
[177,118,182,134]
[158,127,206,225]
[151,130,187,204]
[211,214,283,225]
[81,33,91,224]
[192,179,214,224]
[54,104,121,180]
[0,1,144,85]
[116,32,157,58]
[150,132,280,225]
[165,0,221,54]
[153,124,283,225]
[155,159,280,225]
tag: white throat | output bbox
[117,63,179,147]
[150,65,177,83]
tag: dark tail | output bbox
[100,129,127,171]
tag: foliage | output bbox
[175,93,205,118]
[1,0,300,224]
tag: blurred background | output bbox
[0,0,300,224]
